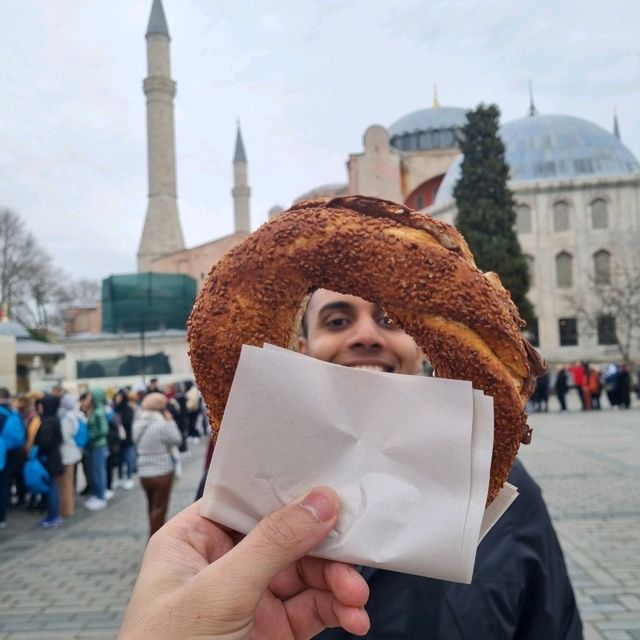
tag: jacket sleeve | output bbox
[165,420,183,448]
[439,460,582,640]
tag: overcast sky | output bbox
[1,0,638,282]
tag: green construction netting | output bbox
[102,273,197,333]
[76,352,171,379]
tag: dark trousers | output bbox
[0,451,20,523]
[106,452,119,490]
[557,391,567,411]
[140,473,173,538]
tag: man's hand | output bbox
[119,487,370,639]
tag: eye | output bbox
[324,314,351,330]
[378,315,396,328]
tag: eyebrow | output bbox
[317,301,354,316]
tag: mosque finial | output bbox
[613,107,621,140]
[433,84,441,109]
[528,80,537,117]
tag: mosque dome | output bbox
[388,107,468,152]
[0,319,30,339]
[434,114,640,204]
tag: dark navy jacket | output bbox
[316,459,582,639]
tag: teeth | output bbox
[352,365,386,372]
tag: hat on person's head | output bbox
[142,392,167,412]
[134,382,147,394]
[59,392,77,412]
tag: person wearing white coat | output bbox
[57,393,83,517]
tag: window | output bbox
[527,318,539,347]
[597,316,616,345]
[524,255,535,287]
[516,204,532,234]
[593,250,611,284]
[556,252,573,288]
[591,198,609,229]
[553,201,571,231]
[559,318,578,346]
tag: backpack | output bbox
[23,445,51,494]
[74,416,89,449]
[107,417,121,455]
[0,406,26,471]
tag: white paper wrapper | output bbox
[201,344,517,583]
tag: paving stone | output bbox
[1,410,639,638]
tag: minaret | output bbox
[527,80,538,117]
[613,108,621,140]
[137,0,185,272]
[232,123,251,233]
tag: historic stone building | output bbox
[137,0,251,287]
[342,103,640,363]
[55,0,640,390]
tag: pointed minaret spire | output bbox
[146,0,170,38]
[613,107,621,140]
[528,80,538,117]
[232,121,251,233]
[137,0,185,272]
[433,84,441,109]
[233,121,247,163]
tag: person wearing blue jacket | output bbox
[0,387,26,528]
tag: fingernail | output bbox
[300,488,336,523]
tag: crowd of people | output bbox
[530,360,639,412]
[0,379,207,533]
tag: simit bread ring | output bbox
[188,195,547,504]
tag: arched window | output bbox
[553,201,571,231]
[591,198,609,229]
[516,204,532,234]
[556,252,573,288]
[593,250,611,284]
[524,254,535,287]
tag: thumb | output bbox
[216,486,340,605]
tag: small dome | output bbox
[435,114,640,204]
[388,107,468,152]
[389,107,469,137]
[293,183,349,204]
[0,319,30,339]
[268,204,285,219]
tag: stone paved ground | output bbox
[520,397,640,640]
[0,400,639,640]
[0,440,208,640]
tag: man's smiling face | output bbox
[298,289,423,375]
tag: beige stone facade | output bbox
[148,231,249,288]
[347,125,459,206]
[428,172,640,364]
[65,304,102,336]
[60,330,192,388]
[0,335,17,393]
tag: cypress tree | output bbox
[453,104,535,325]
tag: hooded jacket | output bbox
[58,393,83,466]
[34,395,64,477]
[86,389,108,449]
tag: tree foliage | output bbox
[453,104,534,325]
[0,208,100,334]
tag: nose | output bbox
[346,316,386,350]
